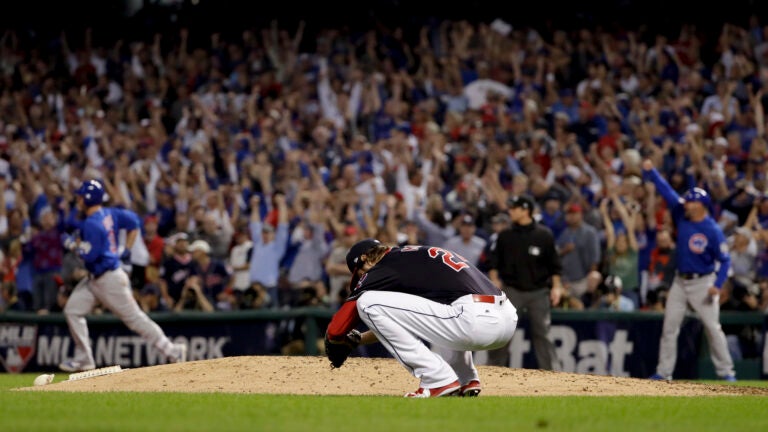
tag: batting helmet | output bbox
[76,179,106,207]
[682,187,711,207]
[346,238,381,273]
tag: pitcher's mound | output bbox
[15,356,768,396]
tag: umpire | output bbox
[487,195,563,370]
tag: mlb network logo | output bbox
[0,324,38,373]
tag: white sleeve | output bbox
[145,165,160,213]
[175,197,188,214]
[84,136,104,168]
[747,238,758,257]
[118,180,131,205]
[318,77,336,120]
[66,52,78,74]
[544,168,557,185]
[131,54,145,79]
[347,81,363,122]
[228,160,239,185]
[219,208,234,237]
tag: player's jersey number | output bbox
[103,214,118,253]
[401,245,469,272]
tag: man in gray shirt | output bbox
[556,203,601,300]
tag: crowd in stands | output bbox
[0,10,767,355]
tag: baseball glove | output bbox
[325,329,362,368]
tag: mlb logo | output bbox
[0,324,38,373]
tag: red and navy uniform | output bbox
[327,245,501,340]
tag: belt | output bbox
[472,294,505,305]
[677,272,713,280]
[91,267,118,280]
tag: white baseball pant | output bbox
[64,268,181,366]
[655,273,735,378]
[356,291,518,389]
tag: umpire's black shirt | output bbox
[489,221,562,292]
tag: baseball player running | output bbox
[326,239,518,397]
[642,160,736,381]
[59,179,187,372]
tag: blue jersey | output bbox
[77,207,141,277]
[644,168,730,288]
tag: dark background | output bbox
[2,0,768,47]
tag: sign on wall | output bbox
[0,315,757,379]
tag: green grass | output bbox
[1,374,767,432]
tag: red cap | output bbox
[566,203,583,213]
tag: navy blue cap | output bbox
[346,238,381,273]
[683,187,711,207]
[508,195,535,213]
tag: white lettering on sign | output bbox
[763,330,768,375]
[551,325,576,371]
[36,335,71,365]
[508,326,634,376]
[37,335,230,367]
[508,330,531,368]
[0,325,36,343]
[576,340,608,375]
[608,330,633,377]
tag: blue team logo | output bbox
[688,233,708,254]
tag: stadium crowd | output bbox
[0,7,767,357]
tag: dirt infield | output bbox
[14,356,768,396]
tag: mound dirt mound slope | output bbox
[14,356,768,396]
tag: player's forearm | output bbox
[197,296,214,312]
[359,330,378,345]
[488,269,500,285]
[326,263,350,276]
[125,229,138,250]
[714,260,730,289]
[643,167,681,206]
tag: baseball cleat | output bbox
[404,380,461,398]
[459,380,481,397]
[722,374,737,382]
[58,361,96,373]
[648,373,671,381]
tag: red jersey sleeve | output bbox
[326,300,361,341]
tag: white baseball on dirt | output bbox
[33,374,55,386]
